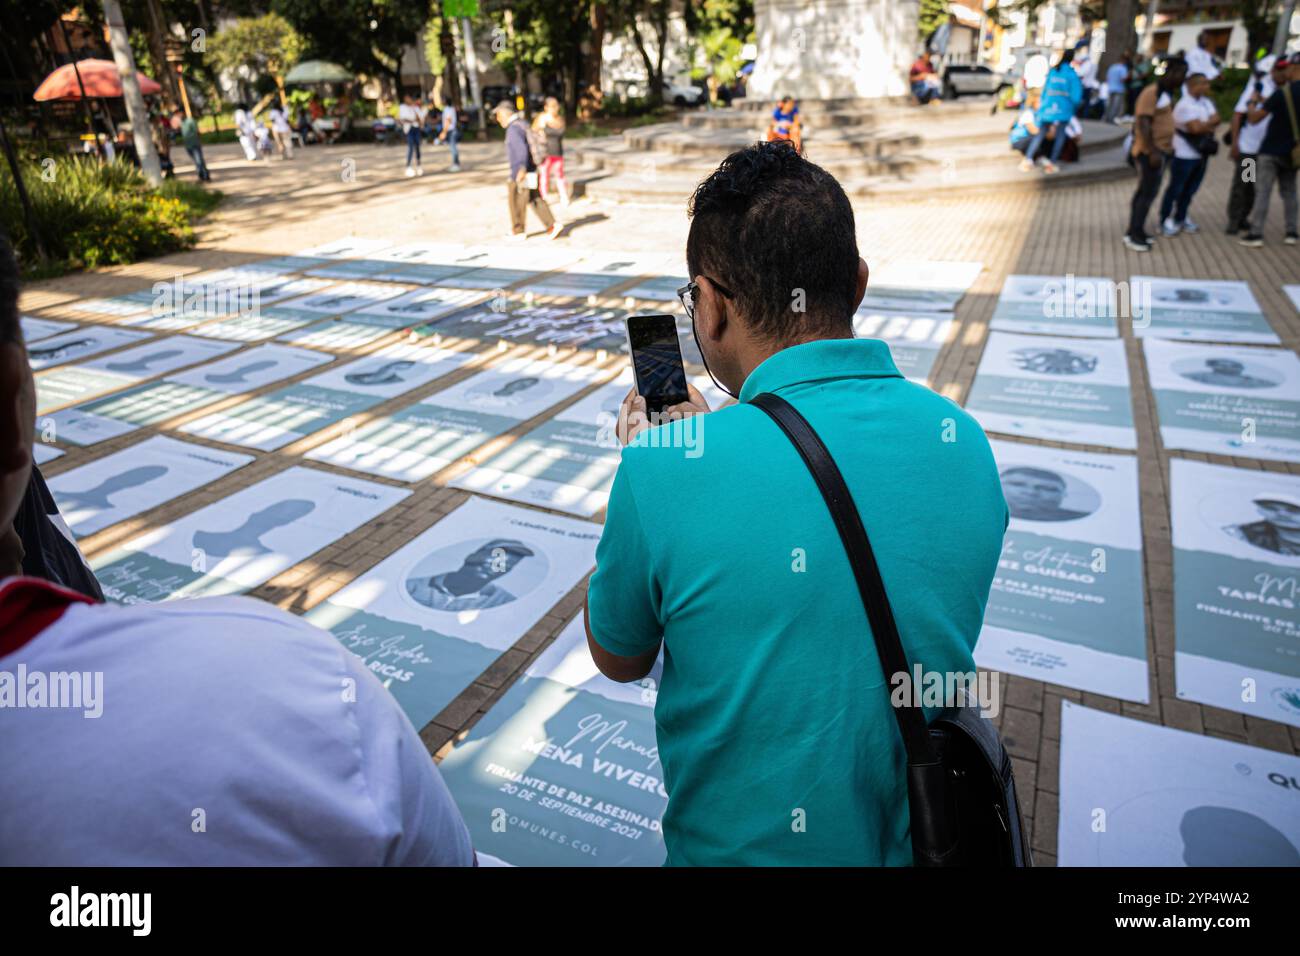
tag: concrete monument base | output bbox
[746,0,920,101]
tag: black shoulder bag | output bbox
[750,392,1032,867]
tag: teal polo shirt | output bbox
[587,337,1007,866]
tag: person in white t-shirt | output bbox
[1186,31,1221,81]
[437,102,461,171]
[0,236,474,866]
[268,104,294,159]
[1158,72,1220,235]
[1227,55,1285,234]
[398,94,425,177]
[233,105,258,162]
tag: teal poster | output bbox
[440,614,667,866]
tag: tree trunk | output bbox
[103,0,162,186]
[1101,0,1138,71]
[441,17,461,106]
[144,0,180,110]
[630,20,659,106]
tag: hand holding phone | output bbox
[626,314,689,415]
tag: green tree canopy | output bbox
[209,12,306,104]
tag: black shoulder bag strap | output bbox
[750,391,955,865]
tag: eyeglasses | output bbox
[676,277,735,322]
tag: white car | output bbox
[613,78,705,106]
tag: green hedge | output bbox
[0,156,222,278]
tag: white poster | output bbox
[35,335,239,413]
[1132,276,1278,344]
[44,344,332,448]
[305,497,601,731]
[351,287,488,325]
[1144,338,1300,463]
[34,444,63,465]
[975,441,1149,702]
[92,465,408,603]
[860,259,982,313]
[991,274,1119,337]
[180,342,474,451]
[188,306,323,342]
[438,614,668,867]
[295,238,394,260]
[48,435,253,537]
[276,319,394,350]
[521,251,679,298]
[1171,459,1300,728]
[852,310,953,386]
[965,331,1136,449]
[283,281,413,315]
[21,316,76,343]
[1057,702,1300,866]
[64,297,151,318]
[1286,285,1300,315]
[307,356,609,482]
[26,327,151,371]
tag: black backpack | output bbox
[750,392,1032,866]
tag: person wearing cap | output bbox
[492,100,562,241]
[1228,55,1287,235]
[1240,54,1300,247]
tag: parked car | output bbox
[611,78,705,106]
[941,64,1009,99]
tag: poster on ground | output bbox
[1171,459,1300,728]
[1144,338,1300,463]
[1057,701,1300,866]
[92,465,407,603]
[35,335,238,413]
[964,331,1136,449]
[439,613,667,867]
[859,259,982,313]
[179,342,474,451]
[188,306,324,342]
[519,251,678,298]
[852,310,954,386]
[975,440,1148,702]
[1131,276,1277,344]
[42,344,332,447]
[305,497,601,730]
[26,327,151,371]
[307,356,609,481]
[419,301,632,352]
[47,435,253,537]
[990,274,1119,338]
[21,317,76,342]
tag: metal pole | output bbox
[103,0,163,186]
[1275,0,1297,56]
[52,9,102,158]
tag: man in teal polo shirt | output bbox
[584,141,1007,866]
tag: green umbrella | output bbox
[284,60,353,85]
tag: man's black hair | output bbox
[0,232,19,346]
[686,141,858,343]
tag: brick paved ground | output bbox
[19,136,1300,866]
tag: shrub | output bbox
[0,155,222,277]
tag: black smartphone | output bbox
[626,314,689,416]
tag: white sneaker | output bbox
[1162,217,1181,236]
[547,222,565,241]
[449,164,461,172]
[1018,158,1034,172]
[1181,217,1199,233]
[416,166,424,176]
[404,167,416,178]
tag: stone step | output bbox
[572,145,1131,206]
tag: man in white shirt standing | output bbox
[1227,55,1285,235]
[268,103,294,160]
[233,104,258,162]
[1186,31,1221,82]
[1158,72,1220,235]
[0,235,475,866]
[437,101,461,172]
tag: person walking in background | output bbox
[532,96,570,208]
[268,103,294,160]
[493,100,561,241]
[399,94,425,177]
[437,100,461,172]
[1159,72,1219,235]
[177,110,211,182]
[1103,52,1131,124]
[1241,54,1300,247]
[233,104,258,162]
[1228,56,1284,235]
[1125,56,1186,252]
[1020,49,1082,174]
